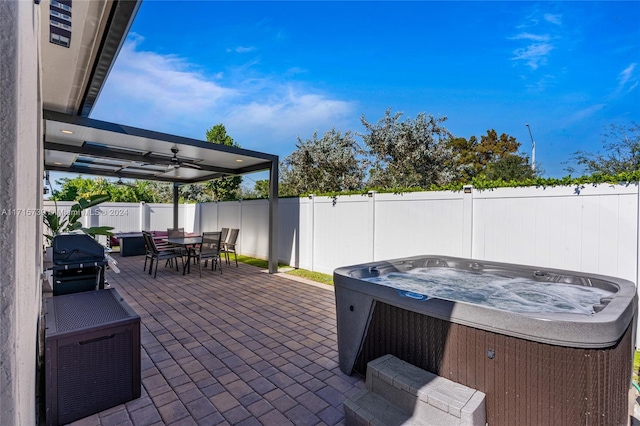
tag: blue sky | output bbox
[90,1,640,183]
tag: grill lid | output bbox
[53,233,106,265]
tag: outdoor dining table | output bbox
[165,236,202,275]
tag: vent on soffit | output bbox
[49,0,72,48]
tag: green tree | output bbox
[110,179,167,202]
[44,192,114,244]
[484,154,537,181]
[178,182,215,203]
[51,177,165,203]
[360,109,455,189]
[50,176,104,201]
[280,128,365,196]
[252,179,270,199]
[204,124,243,200]
[141,181,173,203]
[234,179,270,199]
[447,129,536,183]
[446,135,479,183]
[568,122,640,175]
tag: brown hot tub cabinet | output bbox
[334,255,637,426]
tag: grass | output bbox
[634,350,640,383]
[286,268,333,285]
[235,255,271,269]
[235,254,333,285]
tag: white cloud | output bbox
[224,87,356,145]
[512,43,554,70]
[566,104,606,123]
[544,14,562,25]
[607,63,639,98]
[619,63,636,85]
[91,35,355,156]
[284,67,307,76]
[96,35,236,117]
[227,46,256,53]
[617,63,637,91]
[510,33,550,42]
[510,11,562,71]
[524,74,556,92]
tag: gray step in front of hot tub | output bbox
[344,389,457,426]
[344,354,486,426]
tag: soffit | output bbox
[40,0,140,116]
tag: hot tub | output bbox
[334,255,637,426]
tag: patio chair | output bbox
[142,231,183,278]
[151,231,173,251]
[142,231,154,272]
[221,227,229,246]
[222,228,239,267]
[192,231,223,277]
[167,227,188,262]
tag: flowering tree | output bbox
[360,109,456,189]
[280,128,365,196]
[568,122,640,175]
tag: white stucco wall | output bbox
[0,1,42,424]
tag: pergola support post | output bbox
[268,158,279,274]
[173,182,179,229]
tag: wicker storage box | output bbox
[45,289,141,426]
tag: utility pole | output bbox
[526,123,536,172]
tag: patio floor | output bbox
[62,254,365,426]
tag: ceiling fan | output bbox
[115,177,136,188]
[168,148,201,170]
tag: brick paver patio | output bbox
[63,254,364,426]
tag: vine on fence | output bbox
[298,170,640,198]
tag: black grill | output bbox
[52,234,107,296]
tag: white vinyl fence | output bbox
[43,184,640,285]
[288,185,639,283]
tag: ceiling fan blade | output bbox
[182,163,201,169]
[167,147,200,170]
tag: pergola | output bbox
[43,109,280,273]
[37,0,280,273]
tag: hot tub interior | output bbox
[364,266,615,315]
